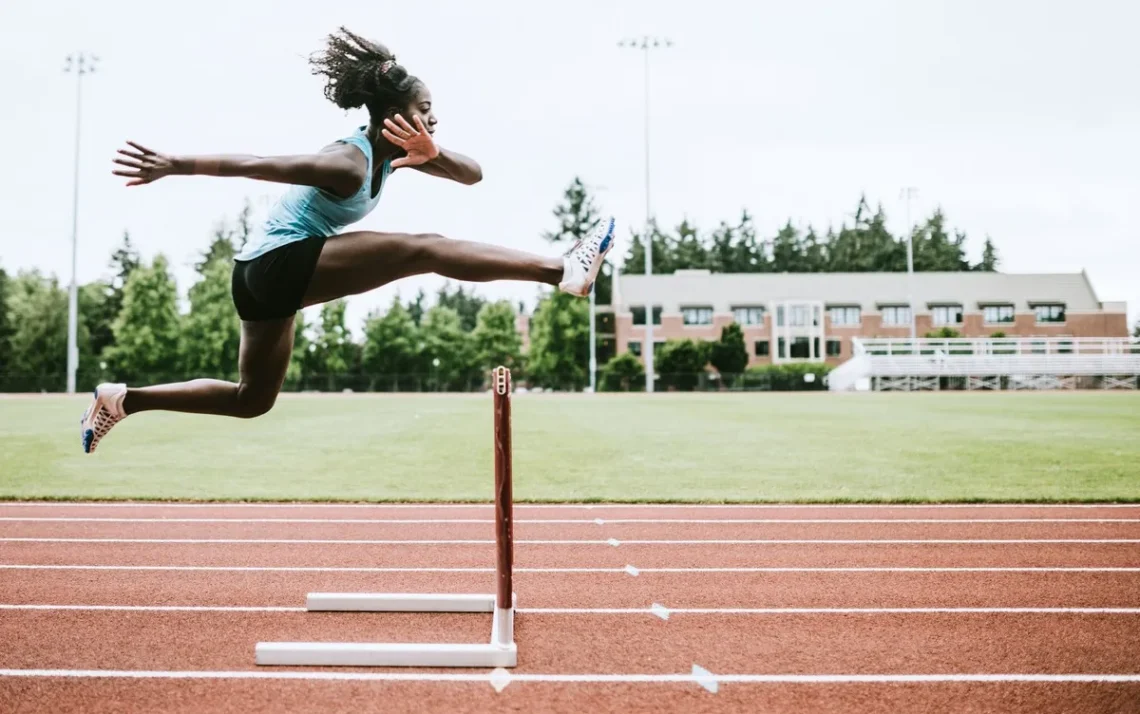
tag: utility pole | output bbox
[618,36,672,393]
[64,52,98,394]
[900,187,919,342]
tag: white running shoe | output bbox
[80,383,128,454]
[559,216,616,297]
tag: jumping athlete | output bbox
[81,27,615,453]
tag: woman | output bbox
[81,27,615,454]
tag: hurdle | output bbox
[254,366,517,668]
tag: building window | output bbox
[733,306,766,325]
[789,305,809,327]
[630,306,662,326]
[776,306,785,327]
[1034,304,1066,324]
[755,340,769,357]
[813,306,821,327]
[790,337,811,359]
[681,306,714,326]
[826,339,842,357]
[931,304,963,326]
[983,305,1014,324]
[828,306,861,326]
[778,337,786,359]
[628,341,641,356]
[880,305,912,326]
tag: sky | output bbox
[1,0,1137,335]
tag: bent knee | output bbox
[235,383,278,418]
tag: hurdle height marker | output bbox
[254,366,517,668]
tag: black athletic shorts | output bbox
[231,236,327,322]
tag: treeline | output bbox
[620,195,999,279]
[0,180,1005,393]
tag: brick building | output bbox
[601,270,1129,367]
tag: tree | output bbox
[309,299,360,390]
[4,270,88,391]
[406,288,427,326]
[0,266,13,379]
[976,237,1000,271]
[419,305,479,391]
[656,338,708,391]
[600,352,644,392]
[526,290,589,391]
[181,257,240,379]
[471,301,523,376]
[1133,320,1139,338]
[435,282,486,332]
[361,296,420,390]
[104,255,182,384]
[708,323,749,387]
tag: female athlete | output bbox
[81,27,615,453]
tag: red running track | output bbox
[0,502,1138,713]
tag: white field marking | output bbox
[3,604,1140,615]
[3,537,1138,545]
[2,564,1138,574]
[3,516,1139,524]
[2,502,1139,509]
[0,668,1138,685]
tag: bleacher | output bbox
[828,337,1140,391]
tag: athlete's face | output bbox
[402,83,437,135]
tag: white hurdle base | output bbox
[255,593,516,668]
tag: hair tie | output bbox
[379,59,396,75]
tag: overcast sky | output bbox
[1,0,1137,335]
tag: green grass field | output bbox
[1,392,1138,502]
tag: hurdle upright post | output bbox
[492,365,513,648]
[254,366,518,668]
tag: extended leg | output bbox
[303,219,614,306]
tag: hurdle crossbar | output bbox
[255,366,517,668]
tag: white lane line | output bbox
[0,668,1137,684]
[3,517,1138,524]
[2,503,1138,509]
[3,538,1137,545]
[1,565,1138,573]
[3,604,1139,615]
[691,664,718,693]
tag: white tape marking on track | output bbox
[0,669,1138,684]
[691,664,718,693]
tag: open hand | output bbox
[382,115,439,168]
[112,141,178,186]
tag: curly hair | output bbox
[308,27,421,119]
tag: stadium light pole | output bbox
[618,36,672,393]
[64,52,98,394]
[900,187,918,342]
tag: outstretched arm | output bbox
[406,147,483,185]
[383,115,482,185]
[112,141,366,197]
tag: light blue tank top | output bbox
[235,127,392,261]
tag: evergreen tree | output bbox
[976,237,1000,271]
[181,258,240,379]
[436,282,487,332]
[309,299,360,390]
[406,288,427,326]
[707,323,749,387]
